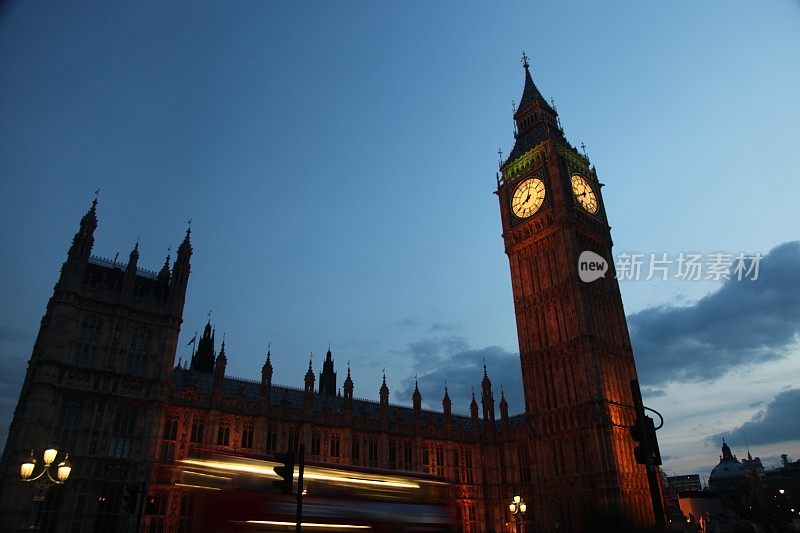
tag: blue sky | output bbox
[1,1,799,477]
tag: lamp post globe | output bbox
[509,495,527,533]
[20,452,36,480]
[42,448,57,466]
[57,455,72,483]
[19,449,72,485]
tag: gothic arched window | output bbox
[311,431,321,457]
[265,424,278,452]
[242,425,254,450]
[74,316,102,366]
[217,423,230,446]
[518,444,531,483]
[52,399,82,452]
[109,408,136,458]
[161,416,178,463]
[126,328,150,375]
[190,419,204,444]
[329,433,340,459]
[460,447,473,484]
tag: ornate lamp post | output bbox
[20,449,72,530]
[509,495,527,533]
[20,448,72,484]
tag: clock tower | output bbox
[497,56,656,530]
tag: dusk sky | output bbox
[1,1,799,480]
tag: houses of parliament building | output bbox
[0,61,660,532]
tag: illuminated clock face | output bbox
[511,178,546,218]
[571,174,598,214]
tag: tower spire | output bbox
[260,341,273,411]
[169,221,192,309]
[412,374,422,427]
[343,360,353,412]
[124,239,140,282]
[499,384,509,427]
[304,352,315,397]
[191,317,216,373]
[516,52,550,112]
[262,342,272,372]
[65,195,99,265]
[319,343,337,397]
[213,335,227,388]
[379,368,389,406]
[470,386,479,430]
[158,247,171,281]
[502,53,563,169]
[442,380,452,427]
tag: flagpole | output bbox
[187,332,197,359]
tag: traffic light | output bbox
[630,418,647,465]
[144,495,158,515]
[272,451,296,494]
[630,415,663,466]
[122,484,140,514]
[644,416,662,466]
[629,379,663,467]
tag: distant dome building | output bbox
[709,439,747,489]
[708,439,747,490]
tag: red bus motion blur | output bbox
[176,449,455,531]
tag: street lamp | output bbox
[509,495,527,533]
[20,449,72,530]
[20,449,72,484]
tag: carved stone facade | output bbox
[150,344,528,533]
[0,65,660,532]
[0,199,192,532]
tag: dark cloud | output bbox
[628,241,800,385]
[392,336,524,416]
[394,317,419,328]
[711,388,800,446]
[749,401,765,409]
[429,321,461,332]
[0,326,34,344]
[0,356,28,451]
[642,387,667,398]
[393,317,461,332]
